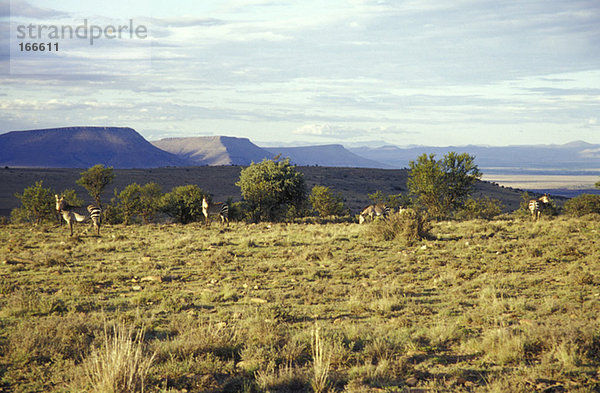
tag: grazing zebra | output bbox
[55,195,102,236]
[202,196,229,226]
[358,204,390,224]
[528,194,550,221]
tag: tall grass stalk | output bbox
[311,325,331,393]
[84,320,155,393]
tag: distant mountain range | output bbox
[1,127,600,173]
[264,144,389,168]
[350,141,600,173]
[152,136,274,166]
[0,127,189,168]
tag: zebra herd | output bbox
[54,192,552,236]
[54,194,230,236]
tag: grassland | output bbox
[1,214,599,392]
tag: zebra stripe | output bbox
[55,195,102,236]
[528,194,550,221]
[202,196,229,226]
[359,204,390,224]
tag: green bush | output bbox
[408,152,481,219]
[455,197,503,220]
[160,185,207,224]
[236,158,306,222]
[76,164,114,207]
[118,183,142,225]
[309,185,347,218]
[13,181,55,224]
[564,194,600,217]
[368,209,430,244]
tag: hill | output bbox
[151,136,274,166]
[0,166,528,217]
[0,127,190,168]
[350,141,600,172]
[265,144,389,168]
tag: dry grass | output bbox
[82,320,155,393]
[0,215,599,392]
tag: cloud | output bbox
[293,124,360,137]
[9,0,70,19]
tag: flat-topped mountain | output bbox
[265,144,389,168]
[0,127,190,168]
[152,136,274,166]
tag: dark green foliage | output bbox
[139,182,163,224]
[118,183,142,225]
[236,158,306,222]
[59,188,83,207]
[160,185,206,224]
[13,181,54,224]
[76,164,115,207]
[408,152,481,218]
[309,185,347,218]
[564,194,600,217]
[455,197,503,220]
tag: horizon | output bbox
[1,1,599,147]
[2,125,599,149]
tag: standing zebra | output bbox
[528,194,550,221]
[202,196,229,226]
[358,204,390,224]
[55,195,102,236]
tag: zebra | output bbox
[358,204,390,224]
[55,195,102,236]
[202,196,229,226]
[528,194,550,221]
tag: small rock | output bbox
[250,297,268,304]
[405,377,418,387]
[132,285,142,291]
[141,275,162,283]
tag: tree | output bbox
[76,164,115,207]
[13,181,54,224]
[118,183,142,225]
[309,185,346,218]
[236,158,306,222]
[407,152,481,218]
[139,182,162,224]
[160,185,206,224]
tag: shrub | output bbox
[455,197,503,220]
[408,152,481,218]
[564,194,600,217]
[236,158,306,222]
[368,209,430,243]
[160,185,206,224]
[138,182,162,224]
[76,164,115,207]
[118,183,142,225]
[13,181,55,224]
[309,185,347,218]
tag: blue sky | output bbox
[1,0,599,147]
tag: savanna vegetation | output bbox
[2,157,600,392]
[2,215,600,392]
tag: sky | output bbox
[0,0,599,147]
